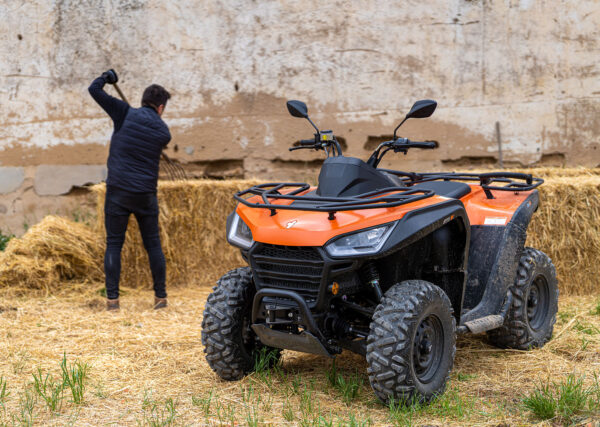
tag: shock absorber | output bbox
[360,262,383,302]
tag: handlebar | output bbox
[299,139,315,145]
[367,138,438,167]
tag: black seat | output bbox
[411,181,471,199]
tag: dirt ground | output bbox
[0,284,598,426]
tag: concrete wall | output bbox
[1,0,599,233]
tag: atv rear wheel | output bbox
[366,280,456,404]
[487,247,558,350]
[201,267,281,380]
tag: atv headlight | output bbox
[325,224,393,257]
[227,212,254,249]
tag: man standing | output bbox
[89,69,171,311]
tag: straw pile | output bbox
[0,216,103,293]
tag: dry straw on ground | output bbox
[0,168,598,295]
[0,287,597,426]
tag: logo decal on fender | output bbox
[286,220,298,229]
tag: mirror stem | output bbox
[306,116,320,135]
[393,116,408,140]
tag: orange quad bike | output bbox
[201,99,558,403]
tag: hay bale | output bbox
[0,216,103,292]
[92,180,262,288]
[527,176,600,295]
[1,169,598,296]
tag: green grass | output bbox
[13,387,36,427]
[282,401,294,422]
[522,373,600,424]
[456,372,478,382]
[0,377,10,409]
[590,298,600,316]
[141,389,178,426]
[191,389,213,415]
[558,309,574,323]
[60,354,89,405]
[251,347,282,390]
[326,360,364,403]
[0,231,13,252]
[32,368,64,412]
[573,320,600,335]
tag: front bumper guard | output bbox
[251,288,333,358]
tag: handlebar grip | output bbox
[299,139,315,146]
[410,141,437,149]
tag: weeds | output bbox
[591,298,600,316]
[32,368,64,412]
[456,372,477,381]
[254,347,280,373]
[282,401,294,422]
[252,347,281,388]
[327,360,363,403]
[13,387,36,427]
[60,354,89,404]
[0,377,10,409]
[0,231,13,252]
[291,373,302,394]
[11,351,30,375]
[93,381,108,399]
[388,395,424,426]
[523,373,600,424]
[142,397,177,427]
[215,400,236,425]
[191,389,213,415]
[558,309,574,323]
[573,320,600,335]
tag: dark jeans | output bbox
[104,186,166,300]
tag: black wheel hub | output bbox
[527,275,550,331]
[413,314,444,384]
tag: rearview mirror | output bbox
[406,99,437,119]
[286,100,309,118]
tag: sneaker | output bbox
[154,297,167,310]
[106,298,120,311]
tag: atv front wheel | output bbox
[487,247,558,349]
[366,280,456,404]
[201,267,281,380]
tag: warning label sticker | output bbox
[484,217,508,226]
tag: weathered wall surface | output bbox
[1,0,599,233]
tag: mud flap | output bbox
[251,324,333,358]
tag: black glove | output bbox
[101,69,118,84]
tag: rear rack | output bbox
[378,170,544,199]
[234,183,434,220]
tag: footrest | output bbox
[463,315,504,334]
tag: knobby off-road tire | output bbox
[366,280,456,404]
[201,267,280,380]
[487,247,558,350]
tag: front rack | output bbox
[378,170,544,199]
[234,183,435,220]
